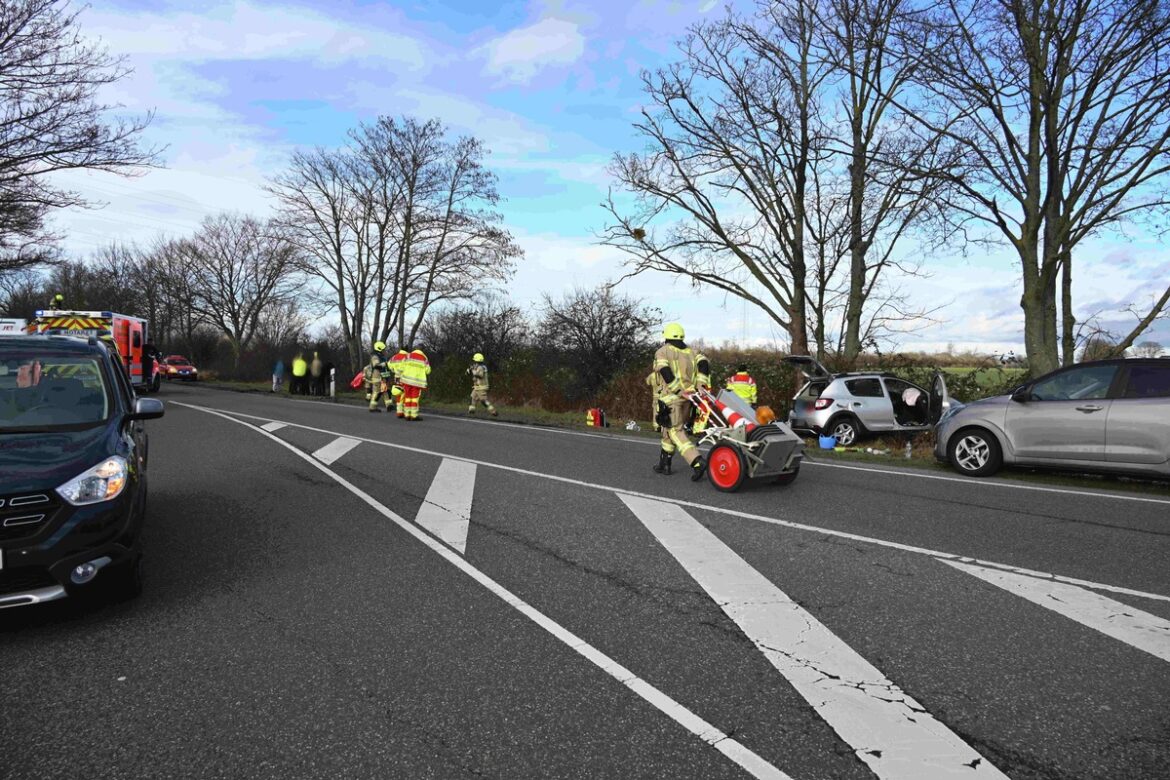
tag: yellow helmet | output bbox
[374,341,386,352]
[663,322,685,341]
[473,353,484,362]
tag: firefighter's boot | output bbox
[653,450,673,475]
[690,456,707,482]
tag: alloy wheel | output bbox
[955,435,990,472]
[832,422,857,446]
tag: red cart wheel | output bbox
[707,444,746,492]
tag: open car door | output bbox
[781,355,832,380]
[929,371,950,425]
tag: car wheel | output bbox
[829,415,865,447]
[948,428,1003,477]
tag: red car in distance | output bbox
[161,355,199,382]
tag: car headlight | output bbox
[56,456,128,505]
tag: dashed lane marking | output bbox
[171,403,1170,604]
[188,403,795,780]
[621,495,1007,780]
[311,436,361,466]
[416,458,476,554]
[260,422,286,432]
[943,560,1170,664]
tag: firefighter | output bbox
[363,342,392,413]
[467,353,498,416]
[291,353,308,395]
[651,323,708,480]
[48,293,64,311]
[644,369,660,432]
[398,348,430,420]
[726,363,758,407]
[390,348,409,418]
[309,351,324,396]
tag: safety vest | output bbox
[389,351,408,380]
[399,351,431,388]
[470,363,489,390]
[309,356,323,377]
[653,343,697,403]
[726,372,758,404]
[291,358,308,377]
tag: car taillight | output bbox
[813,398,833,410]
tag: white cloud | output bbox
[81,1,429,69]
[473,17,586,85]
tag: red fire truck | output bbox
[26,309,157,392]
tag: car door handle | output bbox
[1075,405,1104,413]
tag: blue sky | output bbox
[51,0,1170,353]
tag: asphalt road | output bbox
[3,384,1168,780]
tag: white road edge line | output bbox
[312,436,361,466]
[943,560,1170,664]
[187,403,794,780]
[171,403,1170,604]
[267,390,1170,504]
[802,459,1170,507]
[622,495,1006,779]
[416,458,476,554]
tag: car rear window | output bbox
[1123,364,1170,398]
[845,378,884,397]
[0,353,111,431]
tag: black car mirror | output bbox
[1010,386,1030,403]
[129,397,165,421]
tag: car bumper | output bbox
[0,487,142,608]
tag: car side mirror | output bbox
[1010,386,1030,403]
[130,397,165,421]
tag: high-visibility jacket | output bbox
[363,353,388,383]
[653,343,698,403]
[469,363,489,391]
[309,356,323,377]
[399,350,431,388]
[291,357,308,377]
[726,372,758,404]
[695,351,711,388]
[389,350,408,381]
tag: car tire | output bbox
[827,414,866,447]
[948,427,1003,477]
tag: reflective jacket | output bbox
[653,343,697,403]
[389,350,408,381]
[399,350,431,388]
[726,372,758,404]
[363,353,388,383]
[291,358,308,378]
[469,363,489,390]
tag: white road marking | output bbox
[271,388,1170,505]
[171,403,1170,604]
[943,560,1170,664]
[189,403,793,780]
[311,436,361,466]
[260,422,286,432]
[417,459,476,554]
[620,494,1005,780]
[803,459,1170,507]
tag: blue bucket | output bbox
[818,435,837,449]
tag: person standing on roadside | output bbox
[467,353,498,416]
[272,358,285,393]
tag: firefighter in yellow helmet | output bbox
[389,349,409,418]
[363,341,391,412]
[651,322,708,480]
[467,353,498,416]
[398,348,430,420]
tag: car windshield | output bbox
[0,353,111,431]
[169,358,189,365]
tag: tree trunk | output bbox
[842,124,866,365]
[1060,249,1075,366]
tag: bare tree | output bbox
[180,214,300,365]
[0,0,157,276]
[1133,340,1164,358]
[418,295,531,363]
[899,0,1170,373]
[538,286,661,398]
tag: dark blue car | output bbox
[0,334,163,609]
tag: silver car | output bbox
[935,358,1170,478]
[784,356,951,446]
